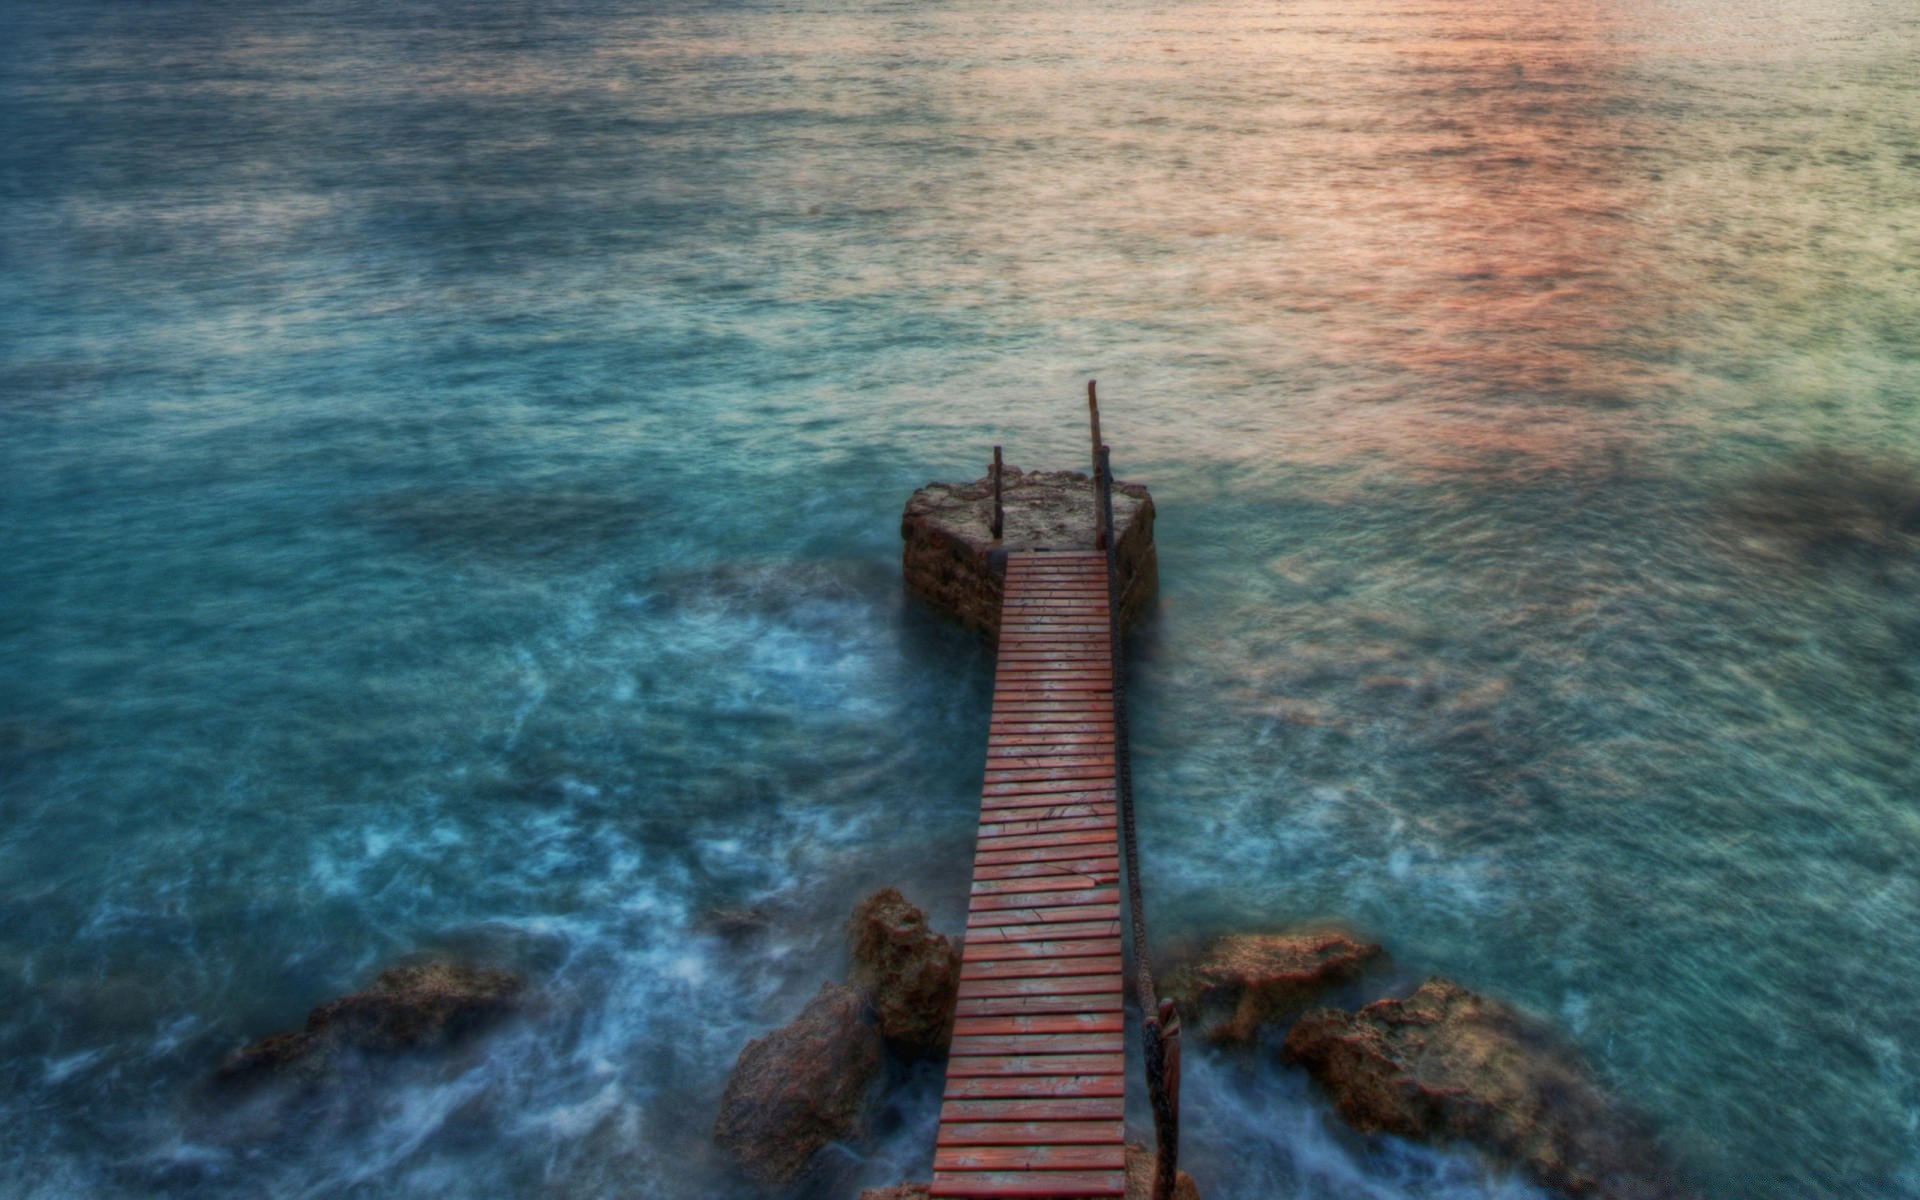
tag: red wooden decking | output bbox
[930,550,1128,1200]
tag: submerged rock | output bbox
[847,887,962,1057]
[1282,978,1688,1199]
[700,905,774,942]
[1729,448,1920,560]
[714,981,884,1187]
[901,465,1157,637]
[1165,931,1382,1044]
[217,962,524,1085]
[1125,1142,1203,1200]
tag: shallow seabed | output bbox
[3,0,1919,1195]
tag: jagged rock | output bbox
[859,1186,930,1200]
[1283,978,1689,1199]
[1126,1142,1202,1200]
[217,962,524,1085]
[847,887,962,1057]
[1165,931,1382,1043]
[901,465,1158,638]
[714,981,884,1187]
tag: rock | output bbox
[1282,978,1689,1199]
[1165,931,1383,1044]
[714,981,884,1187]
[901,465,1158,638]
[1125,1142,1202,1200]
[1730,447,1920,560]
[859,1186,930,1200]
[847,887,962,1057]
[217,962,524,1085]
[700,906,773,942]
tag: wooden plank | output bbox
[976,802,1118,822]
[937,1119,1123,1147]
[956,975,1122,999]
[942,1053,1123,1077]
[1006,602,1113,614]
[971,849,1118,871]
[973,856,1116,879]
[985,753,1115,771]
[979,790,1116,809]
[984,734,1114,749]
[989,689,1113,701]
[963,939,1119,962]
[969,886,1118,910]
[984,756,1116,771]
[975,814,1113,833]
[977,830,1116,853]
[983,766,1116,782]
[988,715,1112,728]
[971,858,1119,880]
[949,1032,1124,1056]
[935,1144,1125,1171]
[976,800,1115,822]
[938,1097,1124,1122]
[973,833,1117,856]
[980,798,1116,817]
[974,836,1116,860]
[976,831,1115,853]
[962,919,1121,942]
[989,712,1107,723]
[967,902,1121,927]
[943,1074,1125,1099]
[928,1169,1125,1197]
[971,838,1116,865]
[985,748,1114,763]
[955,992,1125,1016]
[981,778,1116,795]
[951,1013,1124,1036]
[961,955,1123,981]
[972,850,1117,875]
[978,815,1113,838]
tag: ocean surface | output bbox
[3,0,1919,1195]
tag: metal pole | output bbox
[1098,443,1179,1200]
[991,446,1004,541]
[1088,381,1105,550]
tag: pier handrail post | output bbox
[990,446,1004,541]
[1097,443,1180,1200]
[1089,381,1106,550]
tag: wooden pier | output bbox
[931,548,1129,1199]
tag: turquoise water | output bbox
[3,0,1919,1195]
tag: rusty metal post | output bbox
[1152,998,1183,1200]
[1088,381,1105,550]
[990,445,1004,541]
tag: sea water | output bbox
[3,0,1918,1195]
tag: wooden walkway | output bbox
[930,550,1128,1199]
